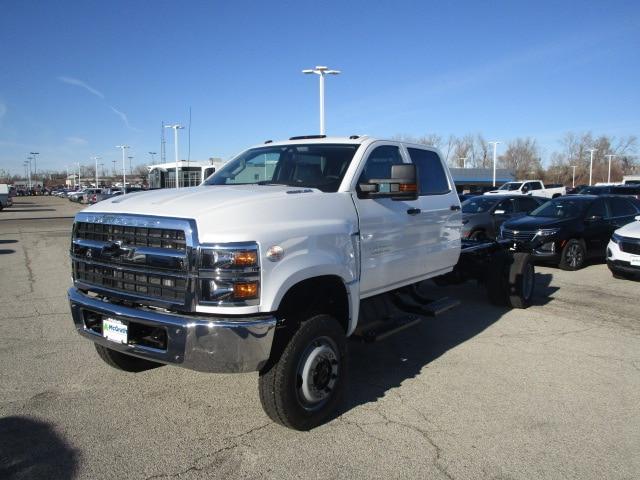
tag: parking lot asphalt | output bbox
[0,196,638,480]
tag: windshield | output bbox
[529,198,589,218]
[498,182,522,191]
[462,197,499,214]
[204,144,359,192]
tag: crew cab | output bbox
[485,180,566,198]
[68,136,536,430]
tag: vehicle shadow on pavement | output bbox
[344,273,555,414]
[4,209,56,213]
[0,249,16,255]
[0,416,79,480]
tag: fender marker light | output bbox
[266,246,284,262]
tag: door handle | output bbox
[407,208,421,215]
[450,205,461,211]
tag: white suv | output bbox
[607,216,640,279]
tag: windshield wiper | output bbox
[255,181,291,186]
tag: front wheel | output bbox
[559,239,586,270]
[258,314,347,430]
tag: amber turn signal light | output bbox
[233,250,258,266]
[233,282,259,299]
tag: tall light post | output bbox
[587,148,597,186]
[165,124,184,189]
[77,162,81,188]
[302,66,341,135]
[459,157,468,168]
[488,141,501,187]
[571,165,577,188]
[24,159,31,189]
[128,156,134,175]
[115,145,130,193]
[30,152,39,186]
[91,156,101,187]
[605,154,616,184]
[149,151,157,163]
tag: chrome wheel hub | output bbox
[297,337,339,409]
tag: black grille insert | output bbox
[620,240,640,255]
[74,261,187,302]
[75,222,186,251]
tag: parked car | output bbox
[90,188,123,204]
[578,184,640,199]
[68,189,88,202]
[461,194,545,240]
[0,184,13,210]
[500,195,640,270]
[458,193,478,203]
[607,216,640,279]
[485,180,566,198]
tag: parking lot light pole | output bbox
[587,149,597,186]
[30,152,39,186]
[24,159,31,189]
[605,154,616,184]
[302,66,340,135]
[164,125,184,189]
[116,145,130,193]
[91,156,101,187]
[488,141,501,187]
[459,157,467,168]
[149,151,157,163]
[571,165,576,188]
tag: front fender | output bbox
[260,234,360,335]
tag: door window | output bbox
[406,148,450,195]
[609,197,638,217]
[528,182,542,190]
[586,199,608,218]
[495,198,515,214]
[357,145,404,185]
[517,197,540,213]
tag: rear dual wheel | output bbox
[487,252,535,309]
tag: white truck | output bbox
[68,136,536,429]
[484,180,566,198]
[0,184,12,210]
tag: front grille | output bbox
[75,222,186,251]
[619,240,640,255]
[501,229,536,242]
[71,215,193,308]
[73,261,187,301]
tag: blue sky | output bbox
[1,0,639,175]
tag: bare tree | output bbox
[498,138,541,179]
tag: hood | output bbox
[503,215,575,230]
[80,185,358,243]
[616,219,640,238]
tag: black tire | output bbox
[258,314,347,431]
[487,252,509,306]
[94,344,162,372]
[559,239,586,270]
[507,253,535,309]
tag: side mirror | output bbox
[493,209,506,215]
[359,164,418,201]
[522,187,529,193]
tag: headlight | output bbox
[198,244,260,305]
[611,233,622,245]
[534,228,560,238]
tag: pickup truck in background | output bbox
[484,180,566,198]
[68,135,537,430]
[0,184,12,210]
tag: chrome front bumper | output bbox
[68,287,276,373]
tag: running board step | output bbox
[391,292,460,317]
[355,314,424,343]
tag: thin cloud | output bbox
[57,76,105,99]
[57,75,137,131]
[65,136,88,145]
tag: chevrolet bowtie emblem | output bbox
[101,240,133,258]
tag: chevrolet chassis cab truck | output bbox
[68,136,535,430]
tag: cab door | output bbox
[352,143,430,297]
[405,146,461,273]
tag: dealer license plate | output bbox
[102,318,128,344]
[630,256,640,267]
